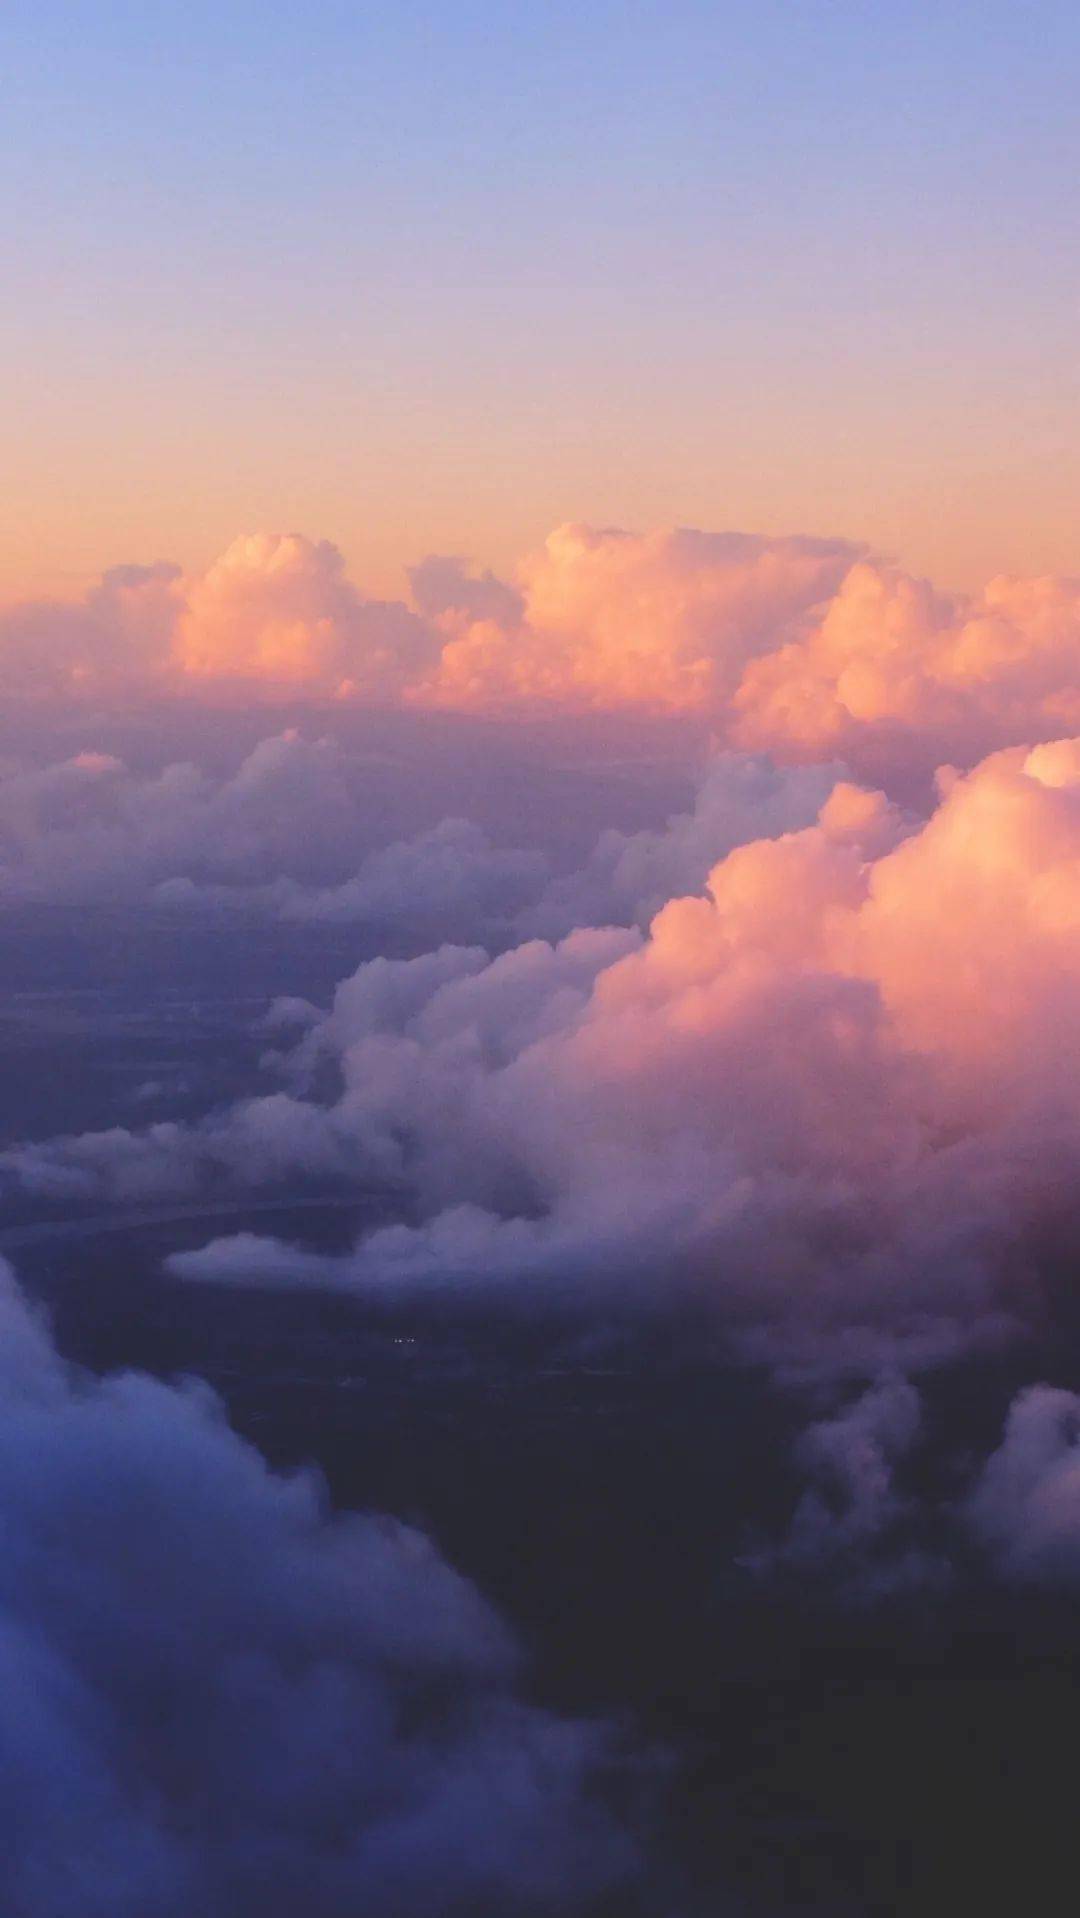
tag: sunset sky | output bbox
[7,10,1080,1915]
[5,0,1080,601]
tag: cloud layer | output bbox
[0,723,836,945]
[153,739,1075,1364]
[10,734,1080,1378]
[11,520,1080,1567]
[9,523,1080,791]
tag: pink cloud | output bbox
[8,523,1080,799]
[5,732,1050,1370]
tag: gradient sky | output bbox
[3,0,1080,602]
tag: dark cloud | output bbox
[964,1384,1080,1585]
[0,1258,641,1917]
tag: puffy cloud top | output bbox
[9,523,1080,791]
[10,731,1069,1374]
[176,535,437,698]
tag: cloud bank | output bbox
[10,735,1080,1376]
[154,739,1077,1365]
[9,522,1080,791]
[11,520,1080,1558]
[0,726,836,943]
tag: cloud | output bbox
[0,730,553,940]
[733,562,1080,790]
[745,1368,1080,1603]
[0,535,436,708]
[0,716,847,956]
[773,1374,924,1559]
[742,1374,949,1598]
[417,526,861,716]
[157,818,548,944]
[0,1257,641,1916]
[757,1371,1080,1600]
[521,750,848,940]
[156,749,846,943]
[964,1384,1080,1585]
[176,534,437,699]
[16,514,1080,1895]
[0,563,182,699]
[0,730,365,905]
[8,523,1080,796]
[139,738,1080,1373]
[10,696,1080,1372]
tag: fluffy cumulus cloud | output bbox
[11,734,1074,1376]
[747,1368,1080,1601]
[760,1374,925,1565]
[521,751,844,940]
[0,728,552,939]
[0,563,183,700]
[411,535,1080,789]
[0,931,641,1209]
[9,522,1080,790]
[174,535,437,698]
[0,732,364,905]
[0,722,844,942]
[736,1365,1080,1603]
[0,536,436,705]
[0,1257,640,1917]
[416,527,860,715]
[964,1384,1080,1585]
[733,563,1080,787]
[10,521,1080,1368]
[155,818,549,943]
[15,512,1080,1902]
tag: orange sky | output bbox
[5,1,1079,608]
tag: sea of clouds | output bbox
[8,519,1080,1903]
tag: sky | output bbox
[4,0,1080,602]
[11,11,1080,1913]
